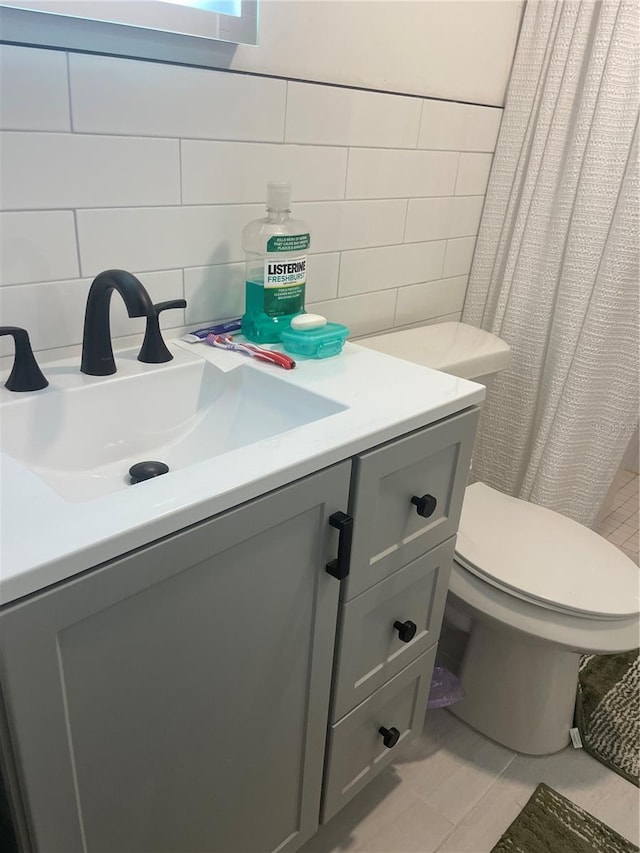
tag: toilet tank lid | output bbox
[456,483,640,620]
[357,323,510,380]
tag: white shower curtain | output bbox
[463,0,640,527]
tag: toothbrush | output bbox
[181,319,242,342]
[206,335,296,370]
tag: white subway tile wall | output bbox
[0,133,181,209]
[284,82,423,148]
[338,242,447,297]
[443,236,477,278]
[0,45,71,132]
[395,275,469,327]
[69,53,288,141]
[0,211,79,286]
[418,100,503,152]
[455,152,494,196]
[0,47,502,360]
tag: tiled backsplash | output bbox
[0,45,501,360]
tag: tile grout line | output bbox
[430,750,520,852]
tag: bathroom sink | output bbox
[0,348,345,502]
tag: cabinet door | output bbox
[0,463,350,853]
[343,408,478,600]
[331,538,454,721]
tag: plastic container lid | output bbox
[358,322,510,380]
[455,482,640,619]
[281,322,349,359]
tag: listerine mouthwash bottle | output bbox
[241,181,310,343]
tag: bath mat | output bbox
[576,649,639,787]
[491,783,638,852]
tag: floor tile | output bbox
[437,746,640,852]
[600,472,639,560]
[605,509,631,525]
[501,747,640,845]
[609,529,633,546]
[435,776,525,852]
[620,546,639,564]
[299,771,416,853]
[598,518,620,534]
[353,797,453,852]
[391,709,515,825]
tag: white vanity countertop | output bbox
[0,339,484,605]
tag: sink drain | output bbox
[129,460,169,484]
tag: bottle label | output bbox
[263,256,306,317]
[266,233,310,253]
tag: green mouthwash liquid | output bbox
[241,181,310,343]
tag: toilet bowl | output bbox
[358,322,640,755]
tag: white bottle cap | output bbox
[266,181,292,212]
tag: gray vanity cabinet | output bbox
[0,463,350,853]
[0,405,481,852]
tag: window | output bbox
[0,0,258,66]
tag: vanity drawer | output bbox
[321,646,436,824]
[342,407,478,600]
[331,538,454,721]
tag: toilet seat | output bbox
[454,482,640,621]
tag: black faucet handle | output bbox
[0,326,48,392]
[154,299,187,314]
[138,299,187,364]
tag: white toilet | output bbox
[359,323,640,755]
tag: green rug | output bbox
[491,783,638,852]
[576,649,639,787]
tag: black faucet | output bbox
[0,326,48,392]
[81,269,155,376]
[138,299,187,364]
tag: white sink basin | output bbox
[0,347,346,502]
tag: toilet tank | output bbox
[357,322,510,387]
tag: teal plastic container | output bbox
[280,322,349,359]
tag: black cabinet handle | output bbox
[393,620,417,643]
[411,494,437,518]
[378,726,400,749]
[325,511,353,580]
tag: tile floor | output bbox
[301,707,640,853]
[594,469,640,565]
[300,471,640,853]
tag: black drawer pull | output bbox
[326,511,354,580]
[411,493,437,518]
[393,620,417,643]
[378,726,400,749]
